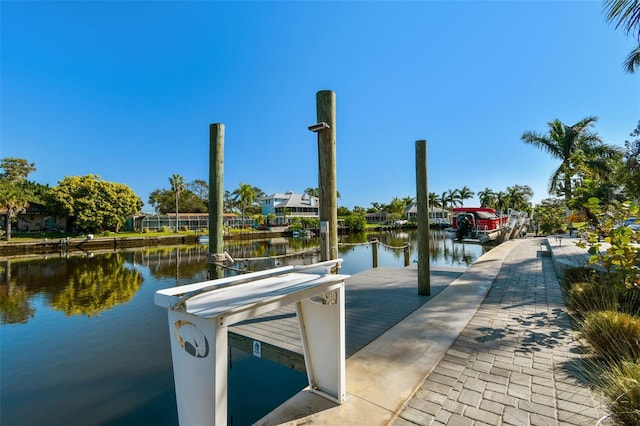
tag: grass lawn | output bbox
[2,227,275,243]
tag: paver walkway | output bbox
[392,237,605,425]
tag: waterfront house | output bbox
[405,203,451,226]
[134,213,255,231]
[0,202,68,233]
[365,211,389,224]
[261,191,319,225]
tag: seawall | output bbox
[0,231,288,257]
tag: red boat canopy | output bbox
[452,207,499,217]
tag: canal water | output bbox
[0,230,487,425]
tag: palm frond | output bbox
[624,44,640,73]
[521,132,563,159]
[604,0,640,36]
[548,165,564,195]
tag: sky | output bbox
[2,1,639,213]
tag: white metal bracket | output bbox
[154,259,348,426]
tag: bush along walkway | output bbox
[392,237,605,426]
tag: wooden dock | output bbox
[228,266,465,371]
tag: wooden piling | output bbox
[372,239,379,268]
[404,244,410,267]
[209,123,225,279]
[416,140,431,295]
[316,90,338,261]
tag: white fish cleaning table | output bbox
[154,260,349,426]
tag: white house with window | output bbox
[405,203,451,226]
[261,191,319,225]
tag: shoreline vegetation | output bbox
[0,229,283,257]
[0,223,410,257]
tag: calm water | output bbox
[0,230,486,425]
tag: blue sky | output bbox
[2,1,638,213]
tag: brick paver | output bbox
[392,238,606,425]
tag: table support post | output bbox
[296,285,346,403]
[167,311,228,425]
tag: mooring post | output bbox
[416,140,431,295]
[404,243,410,267]
[372,239,379,268]
[209,123,225,279]
[316,90,338,261]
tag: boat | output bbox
[445,207,524,244]
[429,218,452,228]
[292,229,315,238]
[197,235,209,244]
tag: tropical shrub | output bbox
[576,198,640,289]
[599,361,640,425]
[288,220,303,232]
[563,266,600,290]
[582,310,640,362]
[344,213,367,232]
[569,282,620,315]
[533,198,566,235]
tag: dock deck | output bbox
[253,237,605,426]
[228,266,465,371]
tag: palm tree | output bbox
[169,174,185,232]
[521,117,619,208]
[506,186,526,211]
[495,191,507,215]
[388,197,407,223]
[440,192,448,213]
[266,212,276,227]
[232,182,255,229]
[604,0,640,73]
[0,185,28,241]
[370,202,384,212]
[506,185,533,211]
[223,190,236,213]
[428,192,441,208]
[458,186,475,207]
[0,158,35,241]
[446,188,461,208]
[477,187,496,208]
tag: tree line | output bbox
[1,116,638,240]
[2,2,638,240]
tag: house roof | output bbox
[264,192,319,209]
[263,192,293,200]
[405,203,448,214]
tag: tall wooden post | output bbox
[316,90,338,261]
[372,239,379,268]
[404,244,410,267]
[416,140,430,295]
[209,123,225,279]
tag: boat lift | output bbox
[154,259,349,426]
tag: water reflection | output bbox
[133,246,210,283]
[0,254,143,323]
[0,260,35,324]
[0,230,486,325]
[0,230,488,425]
[340,229,487,267]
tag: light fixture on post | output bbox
[308,122,330,133]
[308,121,331,260]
